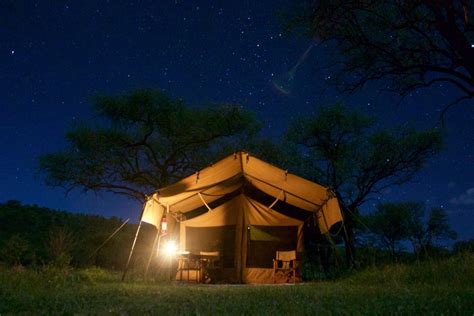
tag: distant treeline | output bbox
[0,200,156,270]
[1,200,473,278]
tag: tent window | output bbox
[186,225,236,268]
[246,225,297,268]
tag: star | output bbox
[0,0,471,242]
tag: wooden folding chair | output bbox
[272,250,298,283]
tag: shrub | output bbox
[0,234,31,266]
[453,239,474,253]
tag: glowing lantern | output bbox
[161,217,167,235]
[163,240,177,257]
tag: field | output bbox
[1,254,473,315]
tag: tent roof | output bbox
[147,152,334,213]
[141,152,342,233]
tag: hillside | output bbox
[0,200,154,269]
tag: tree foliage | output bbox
[286,103,443,263]
[285,0,474,112]
[409,207,457,257]
[39,90,259,200]
[47,228,77,268]
[287,103,442,211]
[364,202,422,260]
[364,202,457,260]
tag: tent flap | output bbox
[318,197,343,234]
[141,196,164,228]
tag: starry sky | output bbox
[1,1,473,240]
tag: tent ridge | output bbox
[243,173,322,209]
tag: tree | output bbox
[364,202,421,261]
[409,207,457,257]
[285,0,474,114]
[39,90,259,201]
[286,103,443,265]
[364,203,457,261]
[47,228,77,268]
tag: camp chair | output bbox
[199,251,222,283]
[272,250,298,283]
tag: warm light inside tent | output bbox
[161,217,167,235]
[163,240,176,257]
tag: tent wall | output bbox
[178,194,304,283]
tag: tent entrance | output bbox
[246,225,298,268]
[185,225,236,268]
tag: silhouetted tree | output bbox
[364,202,422,261]
[286,103,443,265]
[47,228,77,267]
[285,0,474,114]
[409,207,457,257]
[39,90,259,201]
[364,202,457,261]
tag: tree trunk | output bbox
[410,239,420,261]
[333,192,357,267]
[390,243,397,263]
[341,208,356,268]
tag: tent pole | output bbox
[122,202,146,282]
[341,221,355,268]
[121,220,143,281]
[144,225,162,280]
[87,218,130,264]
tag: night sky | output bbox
[1,1,473,240]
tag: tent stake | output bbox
[122,203,146,282]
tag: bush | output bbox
[0,234,32,266]
[453,239,474,253]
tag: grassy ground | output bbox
[1,253,473,315]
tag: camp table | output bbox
[175,251,201,282]
[175,251,221,283]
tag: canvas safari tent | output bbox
[138,152,343,283]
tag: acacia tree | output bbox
[364,202,457,260]
[39,90,259,201]
[285,0,474,113]
[286,103,443,265]
[409,207,457,257]
[364,202,419,261]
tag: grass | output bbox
[1,253,473,315]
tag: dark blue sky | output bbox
[0,1,473,240]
